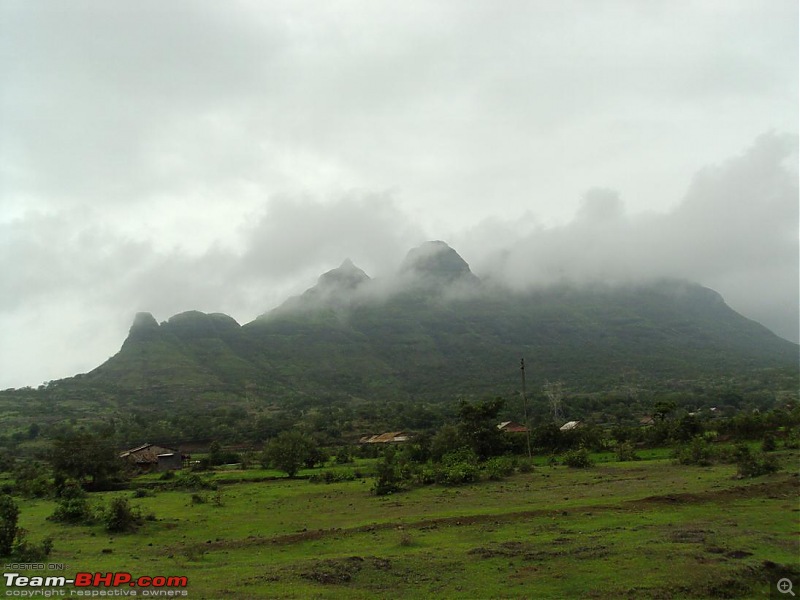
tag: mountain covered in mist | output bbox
[69,241,798,407]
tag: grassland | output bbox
[7,452,799,599]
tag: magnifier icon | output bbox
[778,578,795,596]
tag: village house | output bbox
[497,421,528,433]
[559,420,582,432]
[358,431,413,444]
[119,443,185,472]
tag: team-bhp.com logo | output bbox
[4,572,188,596]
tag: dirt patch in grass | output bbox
[301,556,367,584]
[632,474,798,508]
[668,528,711,543]
[468,540,609,561]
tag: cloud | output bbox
[0,2,797,387]
[458,132,799,341]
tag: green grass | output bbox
[6,452,799,598]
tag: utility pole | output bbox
[520,358,532,459]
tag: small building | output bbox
[120,443,185,472]
[639,415,655,426]
[559,420,582,432]
[358,431,413,444]
[497,421,528,433]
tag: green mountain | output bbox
[74,241,797,409]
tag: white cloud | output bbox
[0,1,797,387]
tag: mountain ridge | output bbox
[69,241,797,409]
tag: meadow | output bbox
[8,451,799,599]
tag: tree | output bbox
[49,430,124,491]
[653,400,677,422]
[262,431,315,477]
[457,398,506,460]
[0,495,19,556]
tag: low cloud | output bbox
[457,132,799,341]
[0,134,796,389]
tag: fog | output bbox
[0,1,797,388]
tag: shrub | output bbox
[50,482,93,524]
[13,462,51,498]
[484,456,515,481]
[784,430,800,450]
[435,449,480,485]
[103,497,142,533]
[132,488,153,498]
[761,433,777,452]
[516,459,535,473]
[12,536,53,562]
[0,495,19,555]
[414,464,437,485]
[563,448,593,468]
[675,437,714,466]
[309,470,357,484]
[334,447,354,465]
[0,495,52,560]
[372,450,405,496]
[615,441,640,462]
[734,444,778,478]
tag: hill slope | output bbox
[75,242,797,408]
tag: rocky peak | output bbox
[399,241,478,284]
[316,258,371,291]
[125,312,160,343]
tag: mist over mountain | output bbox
[50,240,792,412]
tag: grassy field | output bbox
[7,452,799,599]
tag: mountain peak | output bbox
[125,312,160,343]
[316,258,370,291]
[400,241,478,284]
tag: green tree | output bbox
[0,495,19,556]
[457,398,506,460]
[653,400,677,422]
[262,431,314,477]
[49,430,124,491]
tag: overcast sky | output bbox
[1,1,797,389]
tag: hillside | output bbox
[71,241,797,408]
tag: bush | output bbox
[435,449,480,485]
[0,495,19,555]
[784,430,800,450]
[516,459,535,473]
[103,497,142,533]
[372,450,405,496]
[309,469,357,484]
[615,441,640,462]
[675,437,714,466]
[0,495,52,560]
[484,456,515,481]
[13,462,51,498]
[762,433,777,452]
[563,448,593,468]
[734,444,778,478]
[334,447,354,465]
[11,536,53,562]
[50,482,93,524]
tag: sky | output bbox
[0,0,797,389]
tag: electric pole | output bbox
[520,358,532,459]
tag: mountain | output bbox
[69,241,798,409]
